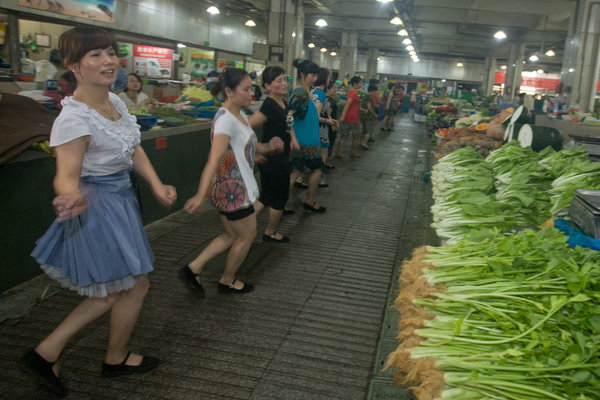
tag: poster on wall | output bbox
[216,59,244,72]
[187,49,214,79]
[133,45,173,79]
[18,0,115,23]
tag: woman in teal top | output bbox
[288,59,327,213]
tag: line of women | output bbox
[20,26,374,396]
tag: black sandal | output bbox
[102,351,160,377]
[217,279,254,294]
[303,201,327,213]
[20,349,67,396]
[178,266,206,297]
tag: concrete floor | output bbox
[0,114,438,400]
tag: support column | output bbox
[339,31,358,82]
[268,0,304,76]
[7,13,20,73]
[366,48,379,80]
[503,42,524,101]
[482,57,497,96]
[563,0,600,112]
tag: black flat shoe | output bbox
[303,202,327,213]
[368,138,375,142]
[294,182,308,189]
[178,266,205,297]
[20,349,67,396]
[282,209,295,215]
[102,351,160,377]
[318,182,329,188]
[217,279,254,294]
[325,164,336,169]
[263,233,290,243]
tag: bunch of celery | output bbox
[431,148,515,244]
[389,228,600,400]
[549,160,600,216]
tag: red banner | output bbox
[495,72,600,92]
[133,45,173,79]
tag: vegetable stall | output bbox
[386,103,600,399]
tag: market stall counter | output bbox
[0,119,237,293]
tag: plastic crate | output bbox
[569,194,600,239]
[413,114,426,122]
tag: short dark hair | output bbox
[60,71,77,93]
[369,78,379,85]
[314,67,330,87]
[349,76,362,86]
[124,73,143,93]
[210,68,250,101]
[367,84,378,92]
[58,26,118,67]
[261,66,285,88]
[293,58,319,80]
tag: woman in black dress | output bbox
[250,66,299,242]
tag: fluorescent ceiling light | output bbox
[493,31,507,39]
[456,62,464,67]
[397,29,408,36]
[315,19,328,27]
[245,19,256,27]
[390,16,403,25]
[206,6,220,14]
[320,47,327,52]
[545,49,555,57]
[177,43,186,48]
[402,38,412,45]
[529,54,539,62]
[330,52,337,56]
[307,43,315,48]
[406,45,414,51]
[501,65,507,70]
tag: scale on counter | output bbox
[569,189,600,239]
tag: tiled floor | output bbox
[0,114,438,400]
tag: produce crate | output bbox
[413,114,426,122]
[569,189,600,239]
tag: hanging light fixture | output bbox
[320,47,327,53]
[245,19,256,27]
[501,65,507,70]
[330,51,337,56]
[545,49,555,57]
[390,16,403,25]
[177,43,186,48]
[377,57,381,61]
[409,51,416,56]
[206,6,220,14]
[493,31,507,39]
[315,19,328,27]
[529,54,539,62]
[456,62,464,67]
[406,45,414,51]
[397,29,408,36]
[537,69,544,74]
[402,38,412,45]
[377,0,393,3]
[307,43,315,48]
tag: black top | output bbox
[259,97,291,175]
[327,96,338,119]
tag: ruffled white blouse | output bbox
[50,93,141,176]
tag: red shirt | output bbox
[344,89,360,123]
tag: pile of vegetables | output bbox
[149,107,200,125]
[435,126,502,159]
[386,227,600,400]
[432,142,600,242]
[181,86,214,104]
[426,111,452,136]
[431,147,515,244]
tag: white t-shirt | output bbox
[50,92,141,176]
[211,108,259,205]
[118,91,149,110]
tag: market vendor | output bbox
[118,73,157,111]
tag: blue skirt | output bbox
[31,168,154,298]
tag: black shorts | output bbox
[259,173,290,210]
[219,205,255,221]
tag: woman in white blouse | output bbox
[21,26,176,395]
[118,73,157,111]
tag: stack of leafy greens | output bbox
[387,228,600,400]
[431,147,516,244]
[487,142,554,226]
[549,161,600,216]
